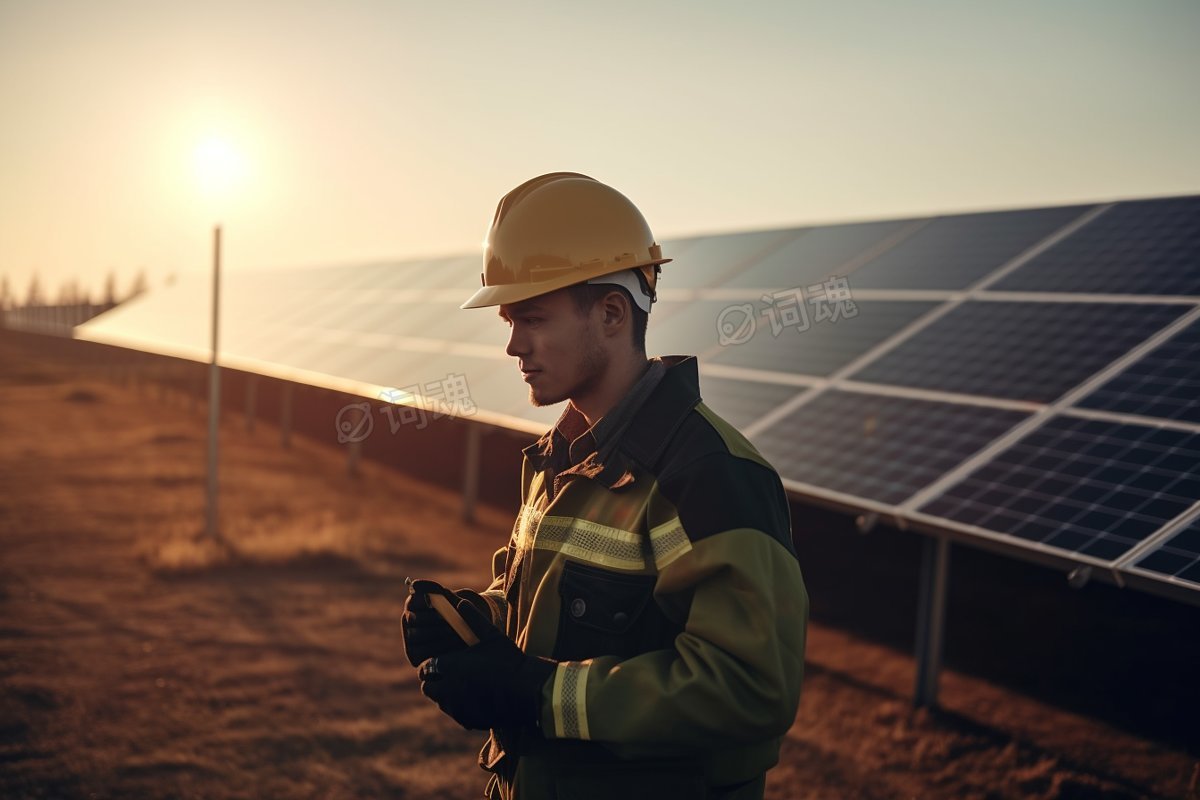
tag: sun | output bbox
[192,133,248,200]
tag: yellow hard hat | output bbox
[460,172,671,309]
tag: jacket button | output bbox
[570,598,587,618]
[612,611,629,625]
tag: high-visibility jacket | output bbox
[467,355,808,800]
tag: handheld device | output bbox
[405,577,480,646]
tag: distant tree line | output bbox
[0,269,149,311]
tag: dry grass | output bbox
[1,332,1195,799]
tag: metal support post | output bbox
[462,424,482,523]
[245,376,257,434]
[205,225,222,540]
[280,384,293,449]
[913,534,951,708]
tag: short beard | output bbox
[530,328,608,407]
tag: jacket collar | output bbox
[522,355,701,489]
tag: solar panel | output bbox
[698,376,803,431]
[237,326,322,365]
[425,356,512,416]
[457,309,518,346]
[317,339,441,387]
[1131,517,1200,586]
[235,269,349,345]
[718,219,912,290]
[1074,316,1200,424]
[371,255,479,290]
[658,229,800,289]
[849,301,1188,402]
[847,205,1091,290]
[645,301,742,356]
[273,336,378,379]
[658,236,701,263]
[990,196,1200,296]
[708,300,939,377]
[74,192,1200,605]
[465,365,563,421]
[752,390,1029,505]
[425,255,482,289]
[263,262,396,332]
[328,300,447,335]
[917,416,1200,561]
[341,346,440,387]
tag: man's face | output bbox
[498,288,606,407]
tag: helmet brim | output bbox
[460,258,671,309]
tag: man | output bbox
[402,173,808,799]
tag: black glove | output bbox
[419,598,556,731]
[402,579,471,667]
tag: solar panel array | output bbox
[77,193,1200,604]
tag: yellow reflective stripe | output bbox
[649,516,692,569]
[551,661,591,740]
[533,516,645,571]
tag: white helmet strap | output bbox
[586,269,654,313]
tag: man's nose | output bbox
[505,325,527,359]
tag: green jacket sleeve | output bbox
[458,545,509,629]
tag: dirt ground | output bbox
[1,331,1196,799]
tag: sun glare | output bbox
[192,134,248,199]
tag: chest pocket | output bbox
[554,561,677,662]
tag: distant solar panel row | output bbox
[76,193,1200,601]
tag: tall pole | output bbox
[205,225,222,539]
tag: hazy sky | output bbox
[2,0,1197,303]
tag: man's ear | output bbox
[599,290,629,334]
